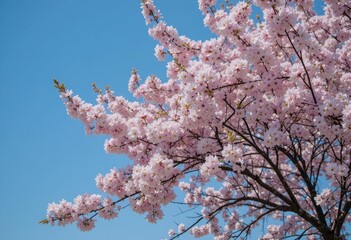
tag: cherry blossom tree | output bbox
[42,0,351,239]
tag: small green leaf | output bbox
[92,83,102,95]
[39,219,49,224]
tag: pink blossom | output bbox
[314,188,332,206]
[48,1,351,239]
[325,163,339,177]
[178,223,186,233]
[263,128,287,148]
[168,228,175,237]
[200,155,220,179]
[77,217,95,232]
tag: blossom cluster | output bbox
[48,0,351,239]
[47,194,119,231]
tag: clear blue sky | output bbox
[0,1,326,240]
[0,1,214,239]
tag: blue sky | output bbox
[0,1,327,240]
[0,1,215,239]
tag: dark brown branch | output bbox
[284,30,317,105]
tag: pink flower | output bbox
[77,217,95,232]
[200,155,220,179]
[314,188,332,206]
[337,164,349,178]
[263,128,287,148]
[325,163,339,177]
[49,0,351,238]
[178,223,186,233]
[168,228,175,237]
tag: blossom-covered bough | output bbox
[42,0,351,239]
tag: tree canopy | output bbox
[44,1,351,239]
